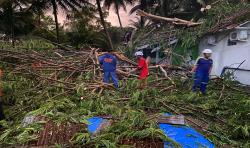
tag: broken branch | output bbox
[136,9,202,27]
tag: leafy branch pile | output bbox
[0,48,249,147]
[179,1,250,49]
[0,48,138,94]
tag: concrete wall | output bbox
[199,28,250,85]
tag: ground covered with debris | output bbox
[0,48,249,148]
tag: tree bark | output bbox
[115,5,123,28]
[38,11,42,26]
[140,0,146,28]
[9,5,15,47]
[11,23,15,48]
[51,0,60,44]
[38,14,41,26]
[117,10,123,28]
[96,0,114,50]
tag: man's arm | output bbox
[98,56,104,66]
[209,60,213,74]
[209,66,212,74]
[130,59,144,73]
[191,57,201,73]
[191,65,198,73]
[130,65,142,73]
[113,56,117,69]
[130,68,138,73]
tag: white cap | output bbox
[135,51,143,56]
[202,49,212,54]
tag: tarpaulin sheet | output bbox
[87,117,104,134]
[159,114,214,148]
[87,116,214,148]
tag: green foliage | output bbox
[0,0,36,37]
[0,121,43,146]
[22,39,55,50]
[179,1,250,49]
[1,48,250,148]
[70,132,91,145]
[0,38,55,51]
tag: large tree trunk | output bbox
[9,5,15,47]
[117,10,123,28]
[139,0,146,28]
[96,0,114,50]
[51,0,60,44]
[115,5,123,28]
[38,11,42,26]
[11,23,15,48]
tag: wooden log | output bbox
[116,69,139,78]
[157,65,175,85]
[157,115,185,125]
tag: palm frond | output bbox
[129,4,140,14]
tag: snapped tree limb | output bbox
[136,10,202,27]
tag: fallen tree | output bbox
[0,48,249,147]
[136,9,202,27]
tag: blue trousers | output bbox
[103,71,119,88]
[192,71,209,94]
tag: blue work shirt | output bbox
[99,53,117,72]
[195,57,213,74]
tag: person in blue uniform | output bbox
[191,49,213,94]
[99,51,119,89]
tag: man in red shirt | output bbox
[130,51,149,89]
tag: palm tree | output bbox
[29,0,88,44]
[28,1,48,26]
[130,16,151,29]
[96,0,114,50]
[0,0,35,47]
[103,0,134,28]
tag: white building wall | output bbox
[199,30,250,85]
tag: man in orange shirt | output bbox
[130,51,149,89]
[0,68,5,120]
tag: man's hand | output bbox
[191,65,197,73]
[129,68,137,74]
[189,71,195,79]
[187,70,194,78]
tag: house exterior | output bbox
[199,21,250,85]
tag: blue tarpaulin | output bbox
[87,116,214,148]
[87,117,104,134]
[159,113,214,148]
